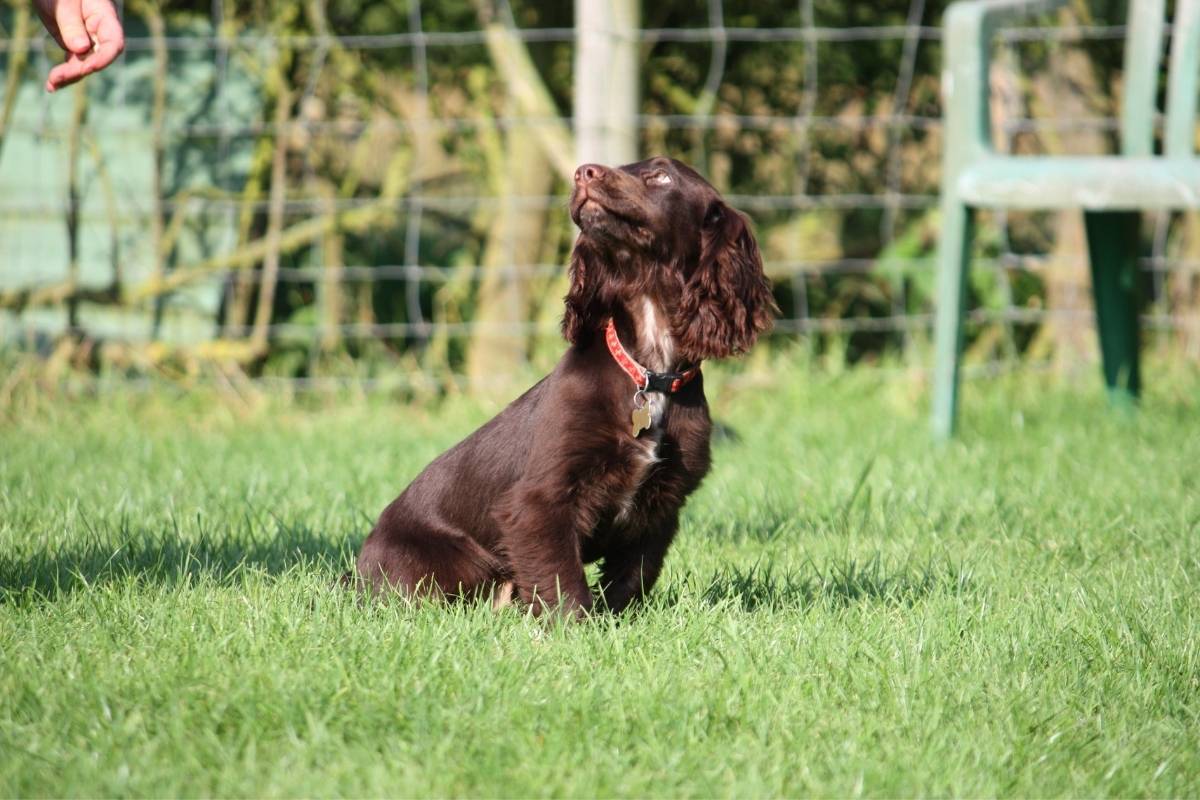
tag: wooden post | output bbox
[574,0,639,166]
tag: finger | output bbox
[33,0,69,51]
[46,55,85,91]
[85,38,123,74]
[85,5,125,71]
[45,53,96,92]
[53,0,92,54]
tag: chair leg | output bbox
[932,201,975,440]
[1083,210,1142,407]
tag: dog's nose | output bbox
[574,163,606,186]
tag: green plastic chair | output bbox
[931,0,1200,438]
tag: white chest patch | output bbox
[636,297,675,431]
[614,433,662,524]
[612,296,679,524]
[638,298,675,372]
[643,391,668,428]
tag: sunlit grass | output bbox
[2,357,1198,797]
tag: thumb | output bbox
[54,0,92,53]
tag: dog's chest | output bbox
[612,398,668,524]
[609,298,675,525]
[644,390,668,428]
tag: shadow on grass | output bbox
[0,521,359,602]
[667,554,975,611]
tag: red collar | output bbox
[604,319,700,394]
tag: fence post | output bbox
[574,0,639,166]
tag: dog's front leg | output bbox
[496,481,594,618]
[598,514,678,613]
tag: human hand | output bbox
[35,0,125,92]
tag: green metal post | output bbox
[932,203,976,439]
[1083,211,1142,406]
[931,0,993,440]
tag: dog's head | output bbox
[563,157,776,362]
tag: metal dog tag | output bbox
[631,404,651,437]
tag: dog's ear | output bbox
[675,202,776,361]
[562,240,600,345]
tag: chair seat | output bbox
[957,156,1200,210]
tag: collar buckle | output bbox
[644,371,683,393]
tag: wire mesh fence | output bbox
[1,0,1198,391]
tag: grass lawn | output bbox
[2,359,1198,797]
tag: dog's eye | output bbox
[645,171,672,187]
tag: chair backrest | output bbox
[1165,0,1200,156]
[1121,0,1165,155]
[1123,0,1200,157]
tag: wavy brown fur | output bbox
[351,157,775,617]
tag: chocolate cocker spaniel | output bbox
[350,157,775,616]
